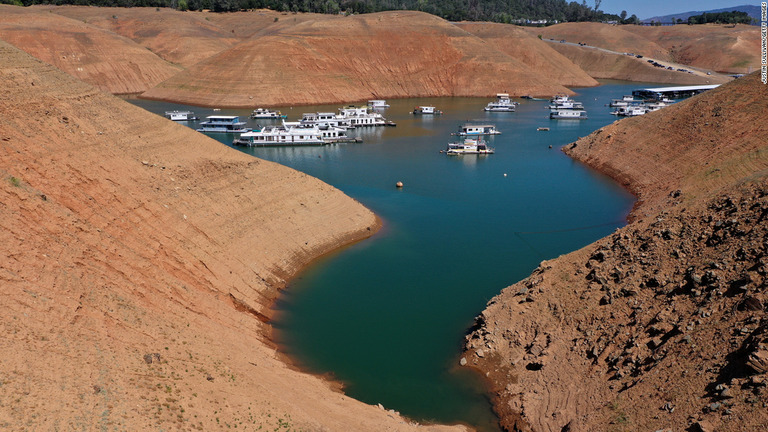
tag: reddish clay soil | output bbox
[464,72,768,432]
[141,11,584,107]
[547,43,731,85]
[0,40,465,432]
[0,5,181,94]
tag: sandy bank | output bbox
[0,39,465,431]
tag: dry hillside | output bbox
[37,5,244,68]
[463,73,768,432]
[454,22,599,88]
[0,40,466,432]
[532,22,760,75]
[547,43,730,85]
[141,11,586,107]
[0,5,181,94]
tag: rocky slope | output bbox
[0,40,464,432]
[463,73,768,432]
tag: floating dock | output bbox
[632,84,720,100]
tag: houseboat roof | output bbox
[204,115,240,120]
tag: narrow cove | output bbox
[128,81,651,430]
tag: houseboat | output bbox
[234,125,325,146]
[250,108,286,119]
[445,138,494,155]
[165,110,198,121]
[549,95,584,110]
[338,106,386,126]
[550,109,588,120]
[413,106,442,115]
[643,100,672,112]
[454,123,501,136]
[300,112,352,129]
[368,100,390,109]
[196,116,249,133]
[484,93,516,112]
[234,122,353,147]
[612,105,647,116]
[609,95,636,107]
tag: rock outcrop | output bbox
[465,72,768,431]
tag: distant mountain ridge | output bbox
[642,4,760,22]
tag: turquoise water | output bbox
[128,81,649,431]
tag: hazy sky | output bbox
[597,0,751,19]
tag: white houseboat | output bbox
[549,95,584,110]
[234,125,325,146]
[196,115,249,133]
[612,105,647,116]
[445,138,494,155]
[550,109,588,120]
[454,123,501,136]
[412,106,442,115]
[250,108,286,119]
[609,95,636,107]
[234,122,352,147]
[368,100,390,109]
[484,93,516,112]
[300,112,352,129]
[643,100,672,112]
[165,110,198,121]
[338,106,386,126]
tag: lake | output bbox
[128,81,651,431]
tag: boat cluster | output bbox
[548,95,588,120]
[609,95,675,117]
[442,93,519,155]
[165,100,396,147]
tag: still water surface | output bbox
[128,81,655,431]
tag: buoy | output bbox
[503,173,507,177]
[396,181,403,188]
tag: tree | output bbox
[619,10,626,21]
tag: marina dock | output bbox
[632,84,720,100]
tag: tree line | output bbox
[687,11,752,25]
[3,0,627,24]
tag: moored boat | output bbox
[445,138,494,155]
[550,109,588,120]
[413,106,442,115]
[165,110,198,121]
[196,115,249,133]
[609,95,636,107]
[611,105,647,116]
[549,95,584,110]
[453,123,501,136]
[250,108,286,119]
[300,112,351,129]
[368,99,390,109]
[338,106,386,126]
[484,93,516,112]
[234,122,354,147]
